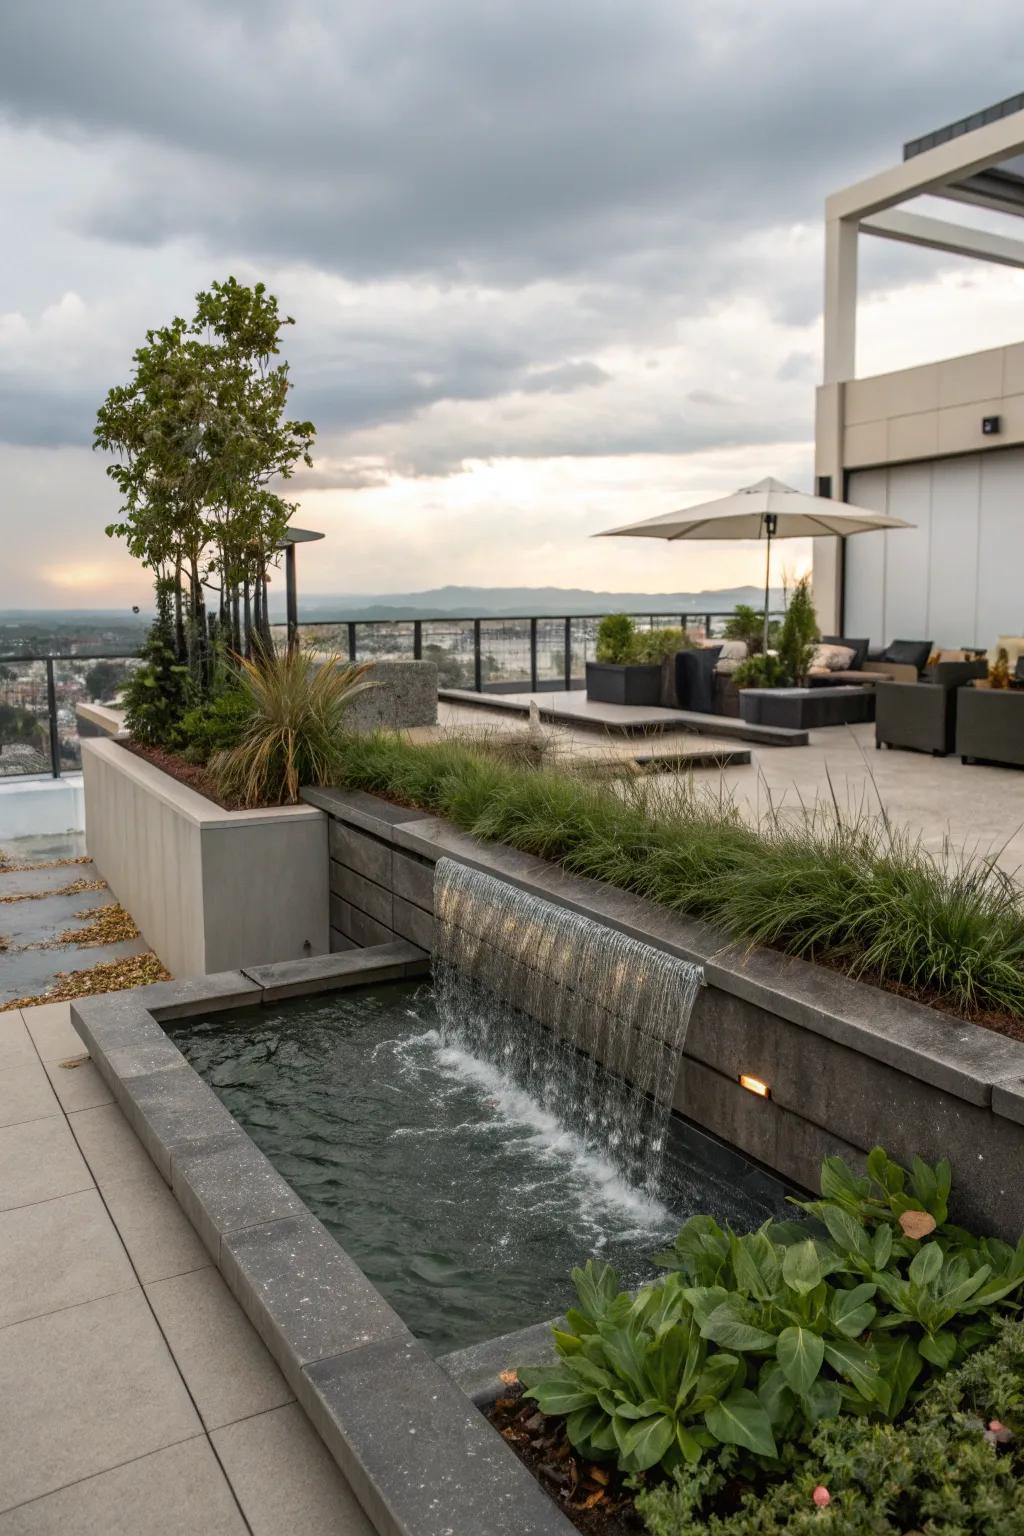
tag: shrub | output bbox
[177,688,253,764]
[596,613,637,664]
[732,653,790,688]
[722,604,768,657]
[776,575,818,686]
[123,577,190,747]
[210,647,375,806]
[630,627,695,663]
[637,1317,1024,1535]
[518,1148,1024,1483]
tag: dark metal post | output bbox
[285,542,298,653]
[705,613,713,640]
[473,620,483,692]
[45,659,60,778]
[413,620,422,660]
[529,618,538,691]
[563,617,572,690]
[347,622,357,662]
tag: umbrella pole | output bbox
[762,513,776,653]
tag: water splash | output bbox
[432,858,703,1196]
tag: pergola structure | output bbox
[814,96,1024,639]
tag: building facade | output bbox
[813,96,1024,648]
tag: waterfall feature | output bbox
[432,858,703,1197]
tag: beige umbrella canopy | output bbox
[596,477,914,649]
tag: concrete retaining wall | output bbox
[303,784,1024,1240]
[84,737,329,977]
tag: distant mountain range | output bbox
[290,584,785,619]
[0,585,785,628]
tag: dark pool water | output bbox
[168,981,786,1354]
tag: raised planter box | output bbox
[584,659,662,706]
[305,784,1024,1243]
[740,685,875,729]
[82,736,329,977]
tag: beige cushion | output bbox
[936,649,968,663]
[810,643,856,672]
[989,635,1024,667]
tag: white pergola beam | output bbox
[827,109,1024,222]
[860,209,1024,270]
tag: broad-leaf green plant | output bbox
[518,1149,1024,1481]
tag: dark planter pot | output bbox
[585,660,663,706]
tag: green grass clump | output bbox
[333,733,1024,1021]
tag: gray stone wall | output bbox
[344,660,438,731]
[302,783,1024,1241]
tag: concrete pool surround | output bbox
[73,945,577,1536]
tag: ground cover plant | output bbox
[507,1150,1024,1534]
[333,732,1024,1025]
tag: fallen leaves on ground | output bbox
[0,951,170,1012]
[0,877,106,905]
[0,854,93,874]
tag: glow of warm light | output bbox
[739,1073,770,1098]
[42,563,122,590]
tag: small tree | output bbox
[775,575,818,685]
[595,614,636,664]
[723,603,767,657]
[122,579,190,747]
[84,661,129,702]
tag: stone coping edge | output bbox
[82,736,327,830]
[304,787,1024,1117]
[70,954,574,1536]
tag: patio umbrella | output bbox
[596,477,914,650]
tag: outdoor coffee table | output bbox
[739,685,875,729]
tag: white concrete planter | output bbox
[82,737,329,977]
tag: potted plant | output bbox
[585,615,668,705]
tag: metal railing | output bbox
[0,611,781,778]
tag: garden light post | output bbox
[276,527,325,653]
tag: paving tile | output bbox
[0,1437,247,1535]
[0,1289,200,1512]
[42,1055,113,1113]
[0,1189,136,1330]
[101,1161,210,1283]
[213,1402,373,1536]
[19,1002,84,1063]
[68,1101,157,1189]
[0,1013,35,1069]
[146,1267,293,1431]
[0,1115,93,1212]
[0,1059,59,1129]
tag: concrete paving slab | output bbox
[0,890,107,944]
[101,1162,210,1284]
[0,1438,248,1536]
[0,865,95,899]
[0,1060,58,1130]
[42,1055,113,1113]
[212,1402,373,1536]
[20,1002,82,1062]
[146,1267,294,1431]
[0,1289,201,1512]
[68,1101,161,1190]
[0,1189,136,1330]
[0,1115,92,1212]
[0,1013,35,1068]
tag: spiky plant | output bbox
[211,647,375,806]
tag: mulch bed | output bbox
[487,1384,644,1536]
[121,741,245,811]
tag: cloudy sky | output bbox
[2,1,1024,608]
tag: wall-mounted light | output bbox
[982,415,1001,436]
[739,1073,770,1098]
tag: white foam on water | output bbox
[432,1037,671,1229]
